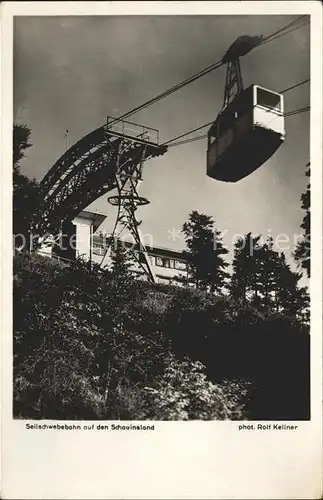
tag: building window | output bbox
[149,255,155,266]
[135,251,146,264]
[156,256,163,267]
[257,88,281,112]
[175,260,186,271]
[155,256,187,270]
[92,244,105,256]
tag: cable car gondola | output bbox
[207,36,285,182]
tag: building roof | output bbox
[74,210,106,230]
[92,234,186,261]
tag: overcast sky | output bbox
[14,15,310,266]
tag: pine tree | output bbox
[294,163,310,277]
[274,253,309,320]
[13,124,39,252]
[230,234,308,318]
[182,210,229,292]
[256,238,282,309]
[230,233,261,303]
[110,239,135,283]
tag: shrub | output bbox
[136,357,250,420]
[13,253,310,421]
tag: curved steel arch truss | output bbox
[35,120,167,237]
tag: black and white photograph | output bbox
[1,2,322,498]
[11,12,313,422]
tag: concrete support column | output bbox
[72,211,106,263]
[72,217,93,261]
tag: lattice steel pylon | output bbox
[221,34,264,108]
[223,58,243,108]
[100,117,165,283]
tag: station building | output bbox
[38,210,189,286]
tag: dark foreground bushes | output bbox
[160,286,310,420]
[13,254,248,420]
[13,253,310,420]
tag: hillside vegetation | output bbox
[13,253,309,420]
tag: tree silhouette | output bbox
[230,233,308,318]
[13,124,40,252]
[110,239,135,283]
[13,124,32,172]
[182,210,228,292]
[294,163,310,277]
[274,253,309,321]
[255,238,282,309]
[230,233,261,303]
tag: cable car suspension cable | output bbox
[108,16,309,126]
[167,105,310,149]
[258,15,308,46]
[280,78,310,94]
[107,59,222,125]
[284,105,310,117]
[164,78,310,146]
